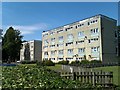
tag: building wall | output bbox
[101,16,117,64]
[42,14,117,63]
[34,40,42,61]
[20,40,42,62]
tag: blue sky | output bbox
[2,2,118,41]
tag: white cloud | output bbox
[4,23,48,35]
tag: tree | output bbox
[2,27,23,63]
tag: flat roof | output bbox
[42,14,117,33]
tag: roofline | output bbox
[42,14,117,33]
[22,40,42,44]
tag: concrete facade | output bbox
[42,14,117,63]
[20,40,42,61]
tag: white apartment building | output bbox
[20,40,42,61]
[42,14,117,64]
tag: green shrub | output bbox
[36,61,45,66]
[21,60,37,64]
[57,60,69,65]
[81,60,90,65]
[43,60,55,66]
[2,65,94,89]
[70,60,80,65]
[90,60,102,64]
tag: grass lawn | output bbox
[47,64,120,86]
[46,64,62,72]
[93,66,120,86]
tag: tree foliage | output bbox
[2,27,23,62]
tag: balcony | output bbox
[78,53,85,56]
[67,39,74,43]
[59,40,64,43]
[91,33,99,37]
[91,52,99,57]
[67,53,74,57]
[78,36,85,40]
[58,54,64,57]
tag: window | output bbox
[67,34,74,42]
[50,58,55,60]
[91,38,98,42]
[66,42,73,46]
[78,23,84,27]
[76,40,84,44]
[44,39,48,45]
[58,58,63,60]
[68,49,73,54]
[50,31,55,35]
[43,33,48,37]
[75,26,77,29]
[115,31,117,37]
[65,27,73,31]
[44,52,48,55]
[43,46,48,49]
[88,22,90,25]
[50,45,55,48]
[31,46,33,48]
[57,43,64,47]
[88,39,91,43]
[51,38,55,42]
[66,58,73,60]
[51,51,56,55]
[89,20,98,25]
[59,36,63,40]
[91,47,99,52]
[78,48,85,53]
[58,36,63,42]
[78,31,84,37]
[58,50,63,55]
[57,30,63,33]
[91,28,99,34]
[67,34,73,38]
[77,57,84,60]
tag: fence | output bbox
[60,71,113,87]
